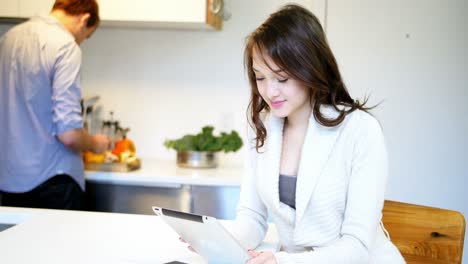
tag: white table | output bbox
[0,206,278,264]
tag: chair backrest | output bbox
[382,200,466,264]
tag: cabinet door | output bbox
[2,0,220,30]
[86,182,191,215]
[19,0,55,18]
[191,186,240,220]
[99,0,206,22]
[0,0,19,18]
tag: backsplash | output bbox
[79,27,251,164]
[0,1,305,165]
[76,2,285,164]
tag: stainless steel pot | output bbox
[177,151,218,168]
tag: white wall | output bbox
[326,0,468,202]
[79,0,313,165]
[1,0,467,258]
[320,0,468,260]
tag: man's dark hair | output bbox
[52,0,100,27]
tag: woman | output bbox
[229,4,405,264]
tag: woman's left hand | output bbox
[246,249,277,264]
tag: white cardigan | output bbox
[230,107,405,263]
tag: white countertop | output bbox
[0,206,278,264]
[85,159,244,187]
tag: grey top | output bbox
[279,174,297,209]
[0,16,85,192]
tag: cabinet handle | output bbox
[210,0,224,15]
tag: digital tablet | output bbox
[152,207,250,263]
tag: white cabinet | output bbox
[0,0,19,18]
[0,0,54,18]
[99,0,222,30]
[18,0,55,18]
[0,0,222,30]
[100,0,205,23]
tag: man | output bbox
[0,0,110,210]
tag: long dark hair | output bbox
[245,4,372,151]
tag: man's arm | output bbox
[50,40,110,154]
[58,129,110,153]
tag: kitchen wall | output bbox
[80,0,313,166]
[324,0,468,206]
[1,0,467,256]
[1,1,316,165]
[320,0,468,259]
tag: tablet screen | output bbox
[153,207,250,263]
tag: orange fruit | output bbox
[112,138,136,156]
[83,151,105,163]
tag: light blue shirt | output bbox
[0,16,85,192]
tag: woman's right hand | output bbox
[246,250,277,264]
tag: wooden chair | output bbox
[382,200,466,264]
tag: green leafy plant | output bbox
[164,126,243,153]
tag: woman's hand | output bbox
[179,237,196,252]
[246,249,277,264]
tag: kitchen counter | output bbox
[85,159,244,187]
[84,159,244,218]
[0,206,278,264]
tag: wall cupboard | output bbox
[0,0,222,30]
